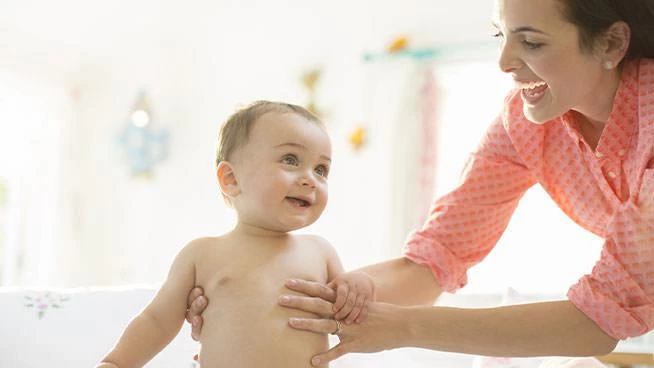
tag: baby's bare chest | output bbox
[197,244,328,304]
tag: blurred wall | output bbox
[0,0,495,286]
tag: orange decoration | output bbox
[387,36,409,53]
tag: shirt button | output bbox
[595,151,604,159]
[608,171,617,179]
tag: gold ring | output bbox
[331,319,342,335]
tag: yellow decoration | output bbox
[301,69,323,117]
[348,126,367,150]
[302,69,321,91]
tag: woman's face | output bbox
[493,0,614,124]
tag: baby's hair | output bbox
[215,101,322,168]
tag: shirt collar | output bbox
[561,60,639,155]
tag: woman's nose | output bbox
[498,40,521,73]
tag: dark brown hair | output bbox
[557,0,654,61]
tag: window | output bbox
[0,179,6,284]
[432,60,603,294]
[0,71,73,286]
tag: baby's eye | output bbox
[281,154,299,166]
[314,165,329,177]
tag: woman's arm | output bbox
[404,300,618,356]
[356,257,441,305]
[283,298,618,366]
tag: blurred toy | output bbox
[301,68,323,117]
[118,91,169,179]
[387,35,409,53]
[348,126,367,150]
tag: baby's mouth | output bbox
[286,197,310,207]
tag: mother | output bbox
[187,0,654,365]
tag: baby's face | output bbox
[231,112,331,232]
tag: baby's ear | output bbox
[216,161,240,198]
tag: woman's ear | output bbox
[599,21,630,69]
[216,161,240,198]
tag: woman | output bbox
[187,0,654,365]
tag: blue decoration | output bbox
[118,124,169,177]
[117,91,169,178]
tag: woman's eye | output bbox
[314,165,328,177]
[491,32,506,47]
[522,40,544,50]
[281,155,299,165]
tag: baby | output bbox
[96,101,374,368]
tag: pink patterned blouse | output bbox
[404,59,654,340]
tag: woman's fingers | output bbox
[185,287,207,341]
[290,301,396,365]
[190,315,203,341]
[289,317,339,334]
[310,344,349,367]
[186,287,203,320]
[186,288,207,319]
[279,294,335,317]
[186,287,204,307]
[285,279,336,302]
[355,305,368,323]
[287,318,352,366]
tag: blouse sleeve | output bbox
[404,112,537,292]
[568,177,654,340]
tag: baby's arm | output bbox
[320,238,375,324]
[96,241,200,368]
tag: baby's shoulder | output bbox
[179,236,227,257]
[292,234,335,254]
[293,233,330,245]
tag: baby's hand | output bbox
[328,271,375,324]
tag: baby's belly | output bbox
[198,299,329,368]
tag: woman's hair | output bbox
[557,0,654,60]
[215,101,322,167]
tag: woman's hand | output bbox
[185,286,208,341]
[280,279,407,366]
[279,279,337,317]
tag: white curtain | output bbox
[387,64,439,255]
[0,71,76,286]
[357,59,439,258]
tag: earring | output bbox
[603,61,614,70]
